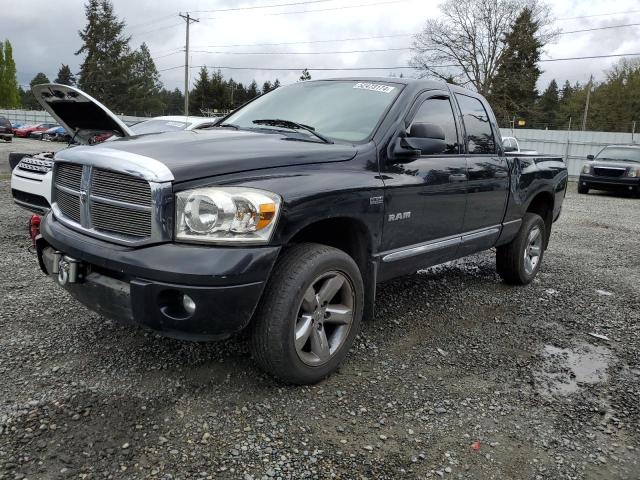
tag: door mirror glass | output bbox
[587,154,594,160]
[404,122,447,155]
[503,144,517,152]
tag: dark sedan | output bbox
[0,116,13,142]
[579,145,640,197]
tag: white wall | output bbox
[500,128,639,178]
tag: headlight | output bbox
[581,164,592,174]
[175,187,281,244]
[627,167,640,178]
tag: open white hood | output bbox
[31,83,134,145]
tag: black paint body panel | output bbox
[41,78,568,340]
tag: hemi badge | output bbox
[369,196,383,205]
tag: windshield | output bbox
[596,147,640,163]
[131,119,190,134]
[223,80,402,142]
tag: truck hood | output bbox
[54,128,358,182]
[31,83,133,145]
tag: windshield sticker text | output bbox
[353,82,395,93]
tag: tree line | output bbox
[412,0,639,133]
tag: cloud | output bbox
[3,0,639,94]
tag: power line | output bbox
[189,47,411,55]
[557,9,640,21]
[199,0,411,20]
[561,23,640,35]
[190,33,413,49]
[189,0,335,14]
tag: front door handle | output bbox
[448,174,467,182]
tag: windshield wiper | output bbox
[218,122,239,129]
[252,119,333,144]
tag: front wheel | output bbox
[496,213,546,285]
[250,243,364,384]
[578,184,589,194]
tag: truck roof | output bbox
[315,76,479,98]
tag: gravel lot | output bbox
[0,154,639,479]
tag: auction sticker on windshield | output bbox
[353,82,396,93]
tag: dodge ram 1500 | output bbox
[34,79,568,384]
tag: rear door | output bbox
[379,90,467,277]
[454,93,509,253]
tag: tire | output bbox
[578,184,589,194]
[496,213,546,285]
[250,243,364,385]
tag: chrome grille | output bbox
[55,189,81,223]
[91,202,152,237]
[92,169,151,205]
[53,162,158,242]
[56,163,83,189]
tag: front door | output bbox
[379,91,467,278]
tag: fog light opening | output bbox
[183,294,196,315]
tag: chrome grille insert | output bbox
[52,161,172,245]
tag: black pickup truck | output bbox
[33,79,568,384]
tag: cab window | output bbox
[456,94,496,154]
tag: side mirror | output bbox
[587,154,594,160]
[503,144,517,153]
[402,122,447,155]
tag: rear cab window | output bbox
[455,94,496,154]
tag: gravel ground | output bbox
[0,169,639,479]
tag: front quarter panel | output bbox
[174,148,385,252]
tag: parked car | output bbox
[129,115,221,134]
[14,122,58,138]
[32,78,568,384]
[42,126,71,142]
[579,145,640,196]
[0,116,13,142]
[11,121,25,131]
[29,125,61,140]
[502,136,538,155]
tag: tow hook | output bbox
[54,254,82,285]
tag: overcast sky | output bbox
[4,0,640,93]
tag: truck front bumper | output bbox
[579,174,640,194]
[38,213,281,341]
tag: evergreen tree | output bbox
[536,79,559,128]
[299,68,311,81]
[209,69,229,111]
[158,88,184,115]
[22,72,50,109]
[0,40,21,108]
[488,8,543,126]
[127,43,163,115]
[247,80,260,99]
[262,80,273,94]
[189,67,211,113]
[76,0,133,112]
[54,64,76,86]
[273,79,281,89]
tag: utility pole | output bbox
[179,12,199,116]
[581,74,593,131]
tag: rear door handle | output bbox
[448,174,467,182]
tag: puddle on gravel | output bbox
[536,343,611,396]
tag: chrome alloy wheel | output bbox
[294,271,355,366]
[523,226,543,275]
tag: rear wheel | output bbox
[578,184,589,194]
[250,243,364,384]
[496,213,546,285]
